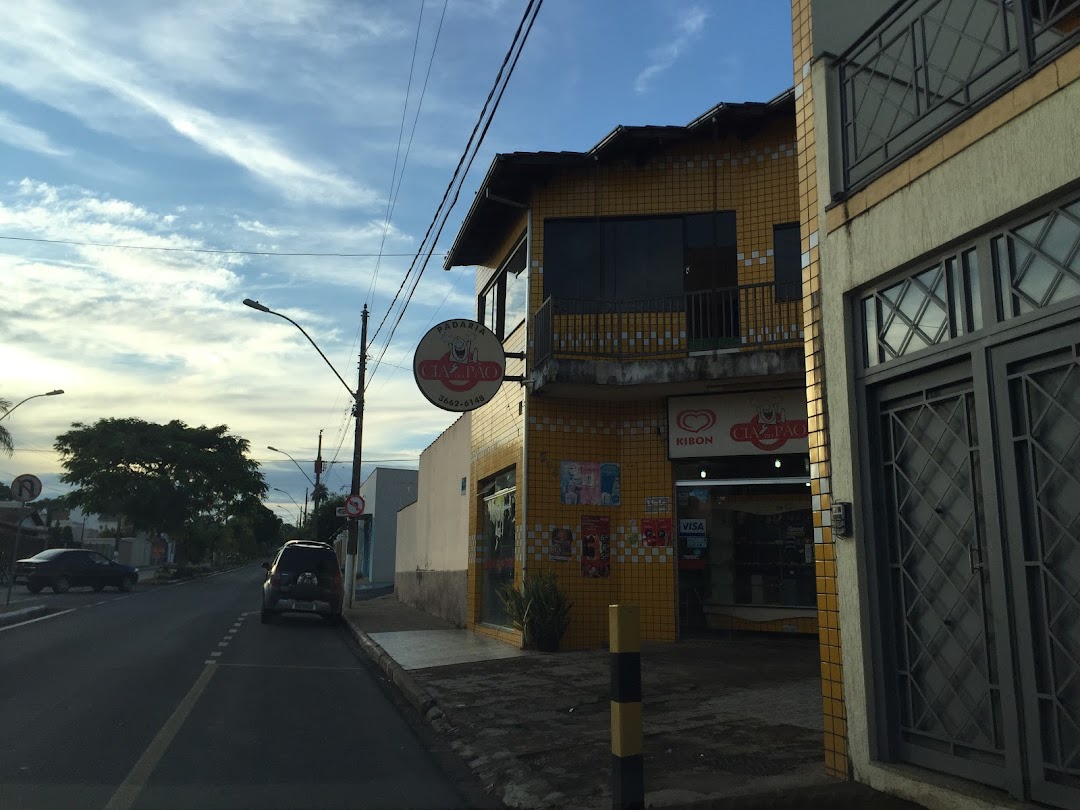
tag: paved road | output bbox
[0,566,476,809]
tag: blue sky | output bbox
[0,0,795,525]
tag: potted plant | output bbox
[499,571,573,652]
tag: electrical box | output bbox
[831,502,853,538]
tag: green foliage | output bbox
[301,493,346,544]
[54,418,267,546]
[0,397,13,457]
[499,571,573,652]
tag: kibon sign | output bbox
[413,319,506,412]
[667,391,809,458]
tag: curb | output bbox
[342,616,452,734]
[0,604,50,627]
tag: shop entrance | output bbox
[675,455,813,634]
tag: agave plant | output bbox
[499,570,573,652]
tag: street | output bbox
[0,565,476,810]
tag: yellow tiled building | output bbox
[444,92,818,651]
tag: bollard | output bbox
[609,604,644,810]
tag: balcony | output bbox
[835,0,1080,193]
[530,282,805,398]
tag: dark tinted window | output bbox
[773,223,802,301]
[543,219,600,300]
[276,546,337,573]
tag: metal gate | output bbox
[867,322,1080,806]
[995,328,1080,806]
[871,366,1012,787]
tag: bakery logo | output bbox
[415,332,503,393]
[674,409,716,445]
[414,320,506,412]
[729,403,808,451]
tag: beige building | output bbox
[395,414,471,626]
[791,0,1080,806]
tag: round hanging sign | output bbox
[413,319,506,412]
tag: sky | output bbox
[0,0,795,527]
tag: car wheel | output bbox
[26,582,43,594]
[119,576,136,592]
[260,609,273,624]
[52,576,71,594]
[324,613,342,626]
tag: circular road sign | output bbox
[10,473,43,503]
[344,494,365,517]
[413,319,505,412]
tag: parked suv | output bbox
[261,541,343,624]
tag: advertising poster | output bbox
[643,517,673,547]
[641,517,657,546]
[549,528,574,562]
[580,515,611,578]
[560,462,622,506]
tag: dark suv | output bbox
[261,541,343,624]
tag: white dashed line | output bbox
[210,651,222,657]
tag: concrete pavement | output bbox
[344,596,926,810]
[1,565,487,809]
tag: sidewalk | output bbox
[344,596,924,810]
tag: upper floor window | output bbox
[478,238,528,340]
[543,213,737,302]
[773,223,802,302]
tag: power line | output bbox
[367,0,426,307]
[371,0,543,378]
[368,0,450,306]
[0,233,446,259]
[369,0,543,349]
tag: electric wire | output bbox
[0,233,443,258]
[368,0,541,350]
[370,0,543,381]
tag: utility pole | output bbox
[344,305,368,609]
[313,429,323,540]
[302,487,309,530]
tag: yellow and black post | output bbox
[609,604,644,809]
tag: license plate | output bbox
[293,601,315,611]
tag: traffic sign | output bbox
[10,474,42,503]
[335,507,348,517]
[344,494,365,517]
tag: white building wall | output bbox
[395,414,470,625]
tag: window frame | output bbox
[478,236,527,341]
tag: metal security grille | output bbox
[878,378,1006,781]
[995,199,1080,318]
[1006,339,1080,801]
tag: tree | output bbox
[0,397,13,457]
[54,418,267,560]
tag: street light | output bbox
[272,487,304,527]
[267,446,315,488]
[1,389,64,421]
[244,298,368,608]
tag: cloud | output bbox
[0,180,458,494]
[633,5,709,94]
[0,1,381,207]
[0,112,70,157]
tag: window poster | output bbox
[549,527,574,562]
[580,515,611,578]
[560,461,622,506]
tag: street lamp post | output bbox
[272,488,304,528]
[1,389,64,421]
[244,298,368,608]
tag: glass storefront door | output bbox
[676,476,813,630]
[479,469,516,627]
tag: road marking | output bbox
[214,662,365,670]
[217,641,229,647]
[210,651,222,657]
[0,608,77,633]
[227,628,238,634]
[104,662,218,810]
